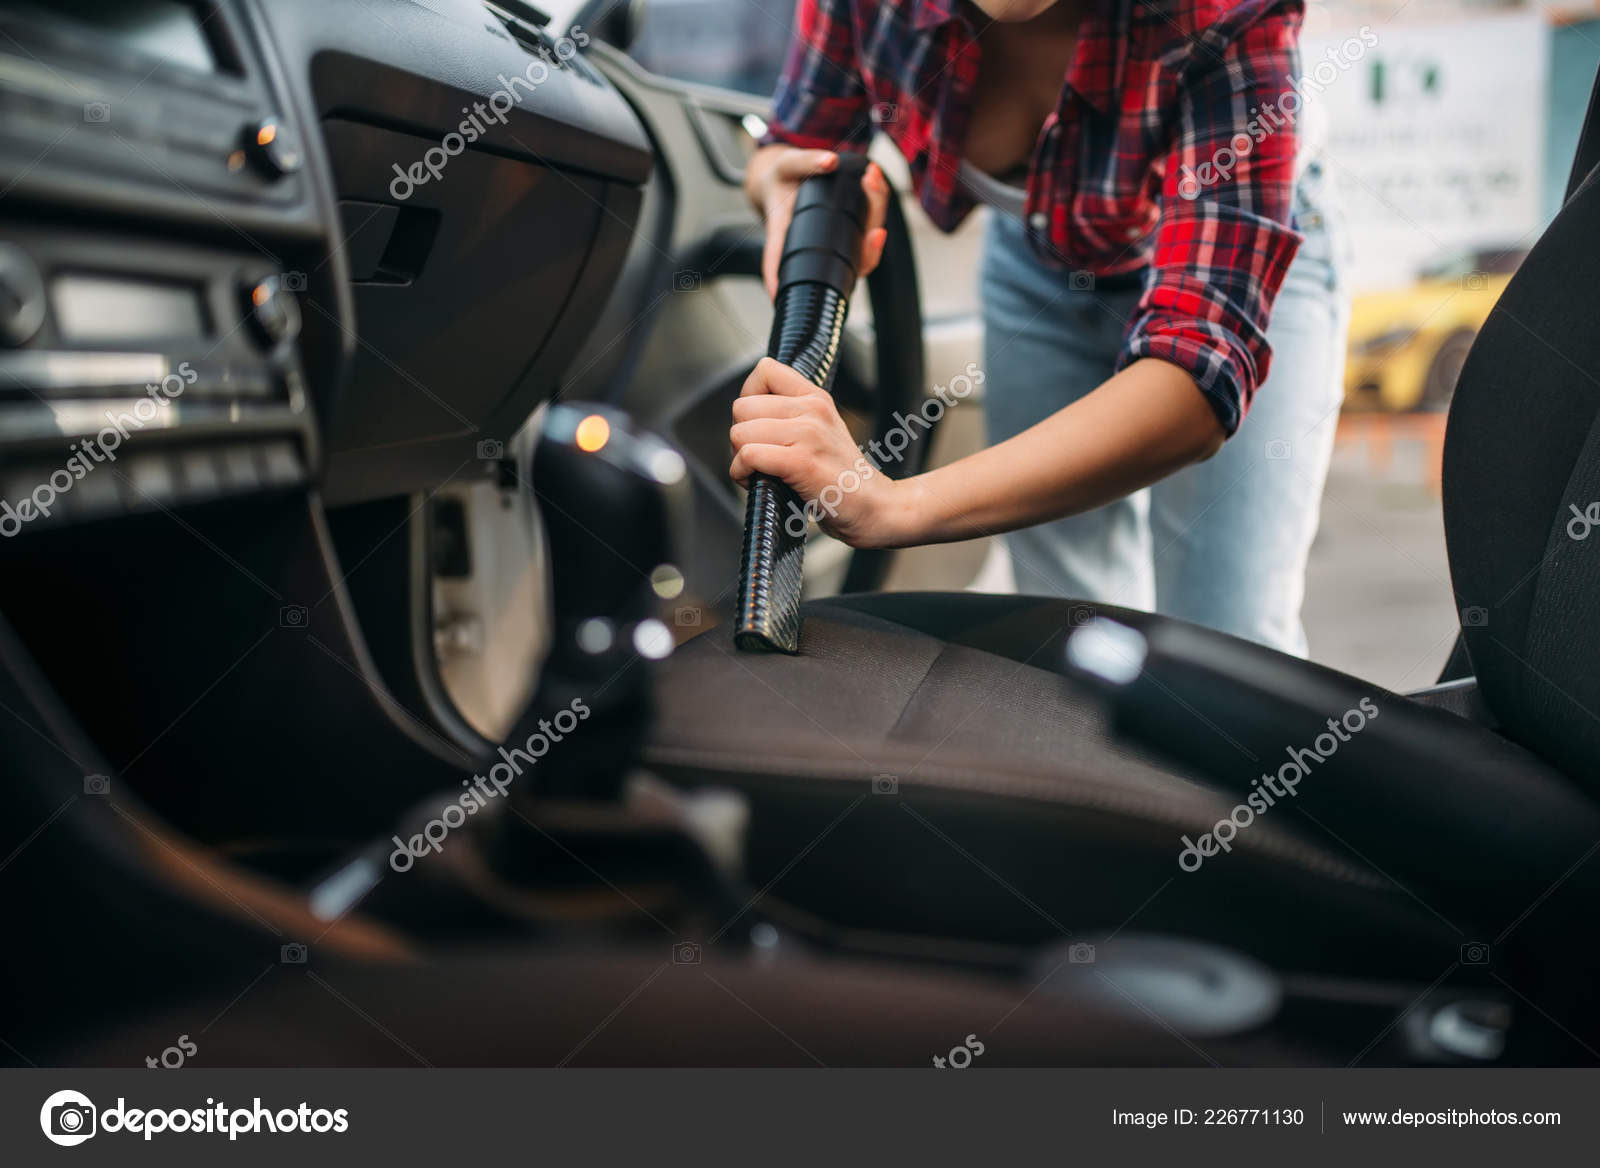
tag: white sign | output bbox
[1304,12,1549,292]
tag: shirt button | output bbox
[1029,212,1049,232]
[1126,226,1142,239]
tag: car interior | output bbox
[4,0,1600,1067]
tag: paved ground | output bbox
[885,409,1458,692]
[1302,415,1457,690]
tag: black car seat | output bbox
[643,80,1600,994]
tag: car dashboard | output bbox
[0,0,650,517]
[0,0,653,839]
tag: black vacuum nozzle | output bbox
[734,152,871,654]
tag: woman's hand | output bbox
[744,145,891,299]
[729,357,917,549]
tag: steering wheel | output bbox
[562,39,931,602]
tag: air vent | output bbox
[491,0,553,27]
[485,1,568,66]
[483,1,602,83]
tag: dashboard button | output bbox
[65,462,122,520]
[242,275,302,349]
[0,243,46,347]
[259,441,304,488]
[243,116,303,179]
[176,450,223,499]
[219,445,262,491]
[123,453,178,511]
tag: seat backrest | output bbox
[1442,78,1600,781]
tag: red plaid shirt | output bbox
[764,0,1305,433]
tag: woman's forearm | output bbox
[726,355,1224,552]
[896,358,1225,546]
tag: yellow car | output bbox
[1344,247,1527,412]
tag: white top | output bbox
[956,159,1028,219]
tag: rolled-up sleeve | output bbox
[1117,6,1304,436]
[762,0,873,150]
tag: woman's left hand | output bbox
[729,357,914,550]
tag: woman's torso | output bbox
[956,0,1326,231]
[779,0,1305,273]
[961,2,1088,180]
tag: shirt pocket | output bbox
[1074,187,1161,263]
[1069,107,1165,260]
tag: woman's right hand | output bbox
[744,145,891,300]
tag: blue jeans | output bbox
[980,166,1350,655]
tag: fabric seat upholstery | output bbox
[648,593,1456,977]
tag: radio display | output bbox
[53,274,210,342]
[30,1,219,74]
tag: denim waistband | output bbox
[988,209,1149,293]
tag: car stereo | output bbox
[0,0,321,535]
[0,0,307,206]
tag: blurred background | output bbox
[619,0,1595,688]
